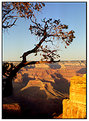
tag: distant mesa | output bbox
[35,63,49,68]
[59,61,86,66]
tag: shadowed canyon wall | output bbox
[2,61,86,118]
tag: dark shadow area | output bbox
[20,86,47,99]
[17,65,35,73]
[12,73,36,97]
[21,73,30,86]
[2,67,69,119]
[2,99,62,119]
[45,84,56,97]
[40,79,53,83]
[24,65,35,70]
[51,73,70,95]
[19,98,62,119]
[48,64,61,69]
[76,68,86,74]
[2,86,63,119]
[2,78,13,97]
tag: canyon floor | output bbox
[2,61,86,119]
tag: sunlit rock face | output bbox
[21,79,45,91]
[62,74,86,119]
[3,103,21,118]
[70,74,86,104]
[35,64,49,68]
[3,103,21,111]
[20,79,59,99]
[58,63,66,69]
[14,73,22,82]
[3,61,86,118]
[13,61,86,101]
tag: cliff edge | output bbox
[62,74,86,119]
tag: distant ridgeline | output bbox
[3,60,86,68]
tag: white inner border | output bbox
[0,0,88,121]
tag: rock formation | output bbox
[3,103,21,118]
[3,61,86,118]
[35,63,49,68]
[62,74,86,119]
[14,73,22,82]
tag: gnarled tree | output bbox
[2,2,75,97]
[2,2,45,28]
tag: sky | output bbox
[3,2,86,61]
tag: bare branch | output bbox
[2,2,45,29]
[2,18,17,28]
[20,36,47,61]
[2,4,75,88]
[24,18,75,62]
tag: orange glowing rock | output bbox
[3,103,21,111]
[62,74,86,119]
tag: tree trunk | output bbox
[2,78,13,97]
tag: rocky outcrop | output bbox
[62,74,86,119]
[3,103,21,118]
[20,79,45,91]
[14,73,22,82]
[35,64,49,68]
[3,103,21,111]
[3,61,86,119]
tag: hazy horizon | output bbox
[2,60,86,62]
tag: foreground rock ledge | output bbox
[62,74,86,119]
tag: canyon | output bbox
[2,61,86,119]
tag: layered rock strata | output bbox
[62,74,86,119]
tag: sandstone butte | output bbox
[62,74,86,119]
[35,64,49,68]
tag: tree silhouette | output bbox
[2,2,45,28]
[2,2,75,96]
